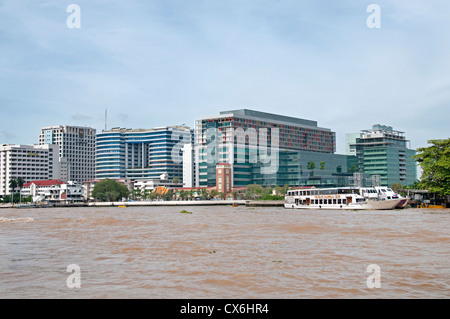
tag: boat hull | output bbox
[284,199,401,210]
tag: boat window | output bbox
[343,199,347,204]
[338,199,341,204]
[319,199,323,204]
[333,199,337,204]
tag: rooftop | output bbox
[23,179,65,187]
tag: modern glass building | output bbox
[195,109,356,188]
[95,126,193,182]
[348,124,417,187]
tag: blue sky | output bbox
[1,0,449,154]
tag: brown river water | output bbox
[0,205,449,299]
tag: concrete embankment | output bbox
[245,200,285,207]
[1,200,285,208]
[88,200,248,207]
[88,200,285,207]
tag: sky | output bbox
[0,0,449,154]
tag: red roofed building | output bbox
[22,179,65,188]
[21,180,83,203]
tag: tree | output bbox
[17,177,25,203]
[319,161,325,170]
[131,188,142,201]
[307,161,316,176]
[173,177,180,188]
[244,184,264,200]
[92,179,130,202]
[390,183,404,194]
[413,138,450,196]
[9,179,17,203]
[209,189,218,199]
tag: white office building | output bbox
[0,144,60,196]
[39,125,96,183]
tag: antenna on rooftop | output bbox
[105,108,107,131]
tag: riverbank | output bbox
[88,200,285,207]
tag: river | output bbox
[0,206,449,299]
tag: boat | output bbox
[15,203,36,209]
[374,187,409,208]
[285,187,401,210]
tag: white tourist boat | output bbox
[374,186,409,208]
[284,187,401,210]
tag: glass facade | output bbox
[96,126,193,181]
[195,109,356,188]
[350,125,417,186]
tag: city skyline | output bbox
[1,1,450,154]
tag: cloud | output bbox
[0,0,449,153]
[117,113,129,123]
[0,131,17,141]
[71,114,92,121]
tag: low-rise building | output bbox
[21,179,84,203]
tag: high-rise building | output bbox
[195,109,354,188]
[38,125,96,183]
[345,133,361,156]
[95,126,193,182]
[348,124,417,186]
[0,144,60,196]
[181,143,196,188]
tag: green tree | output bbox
[173,177,180,188]
[307,161,316,176]
[132,188,142,201]
[163,189,175,201]
[319,161,325,170]
[16,177,25,203]
[92,179,130,202]
[244,184,264,200]
[390,183,404,194]
[9,179,17,203]
[210,189,218,199]
[413,138,450,196]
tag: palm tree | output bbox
[9,178,17,203]
[17,177,25,203]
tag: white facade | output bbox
[181,143,196,188]
[133,178,177,192]
[39,125,96,183]
[21,180,84,202]
[0,144,60,196]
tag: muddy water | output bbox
[0,206,449,298]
